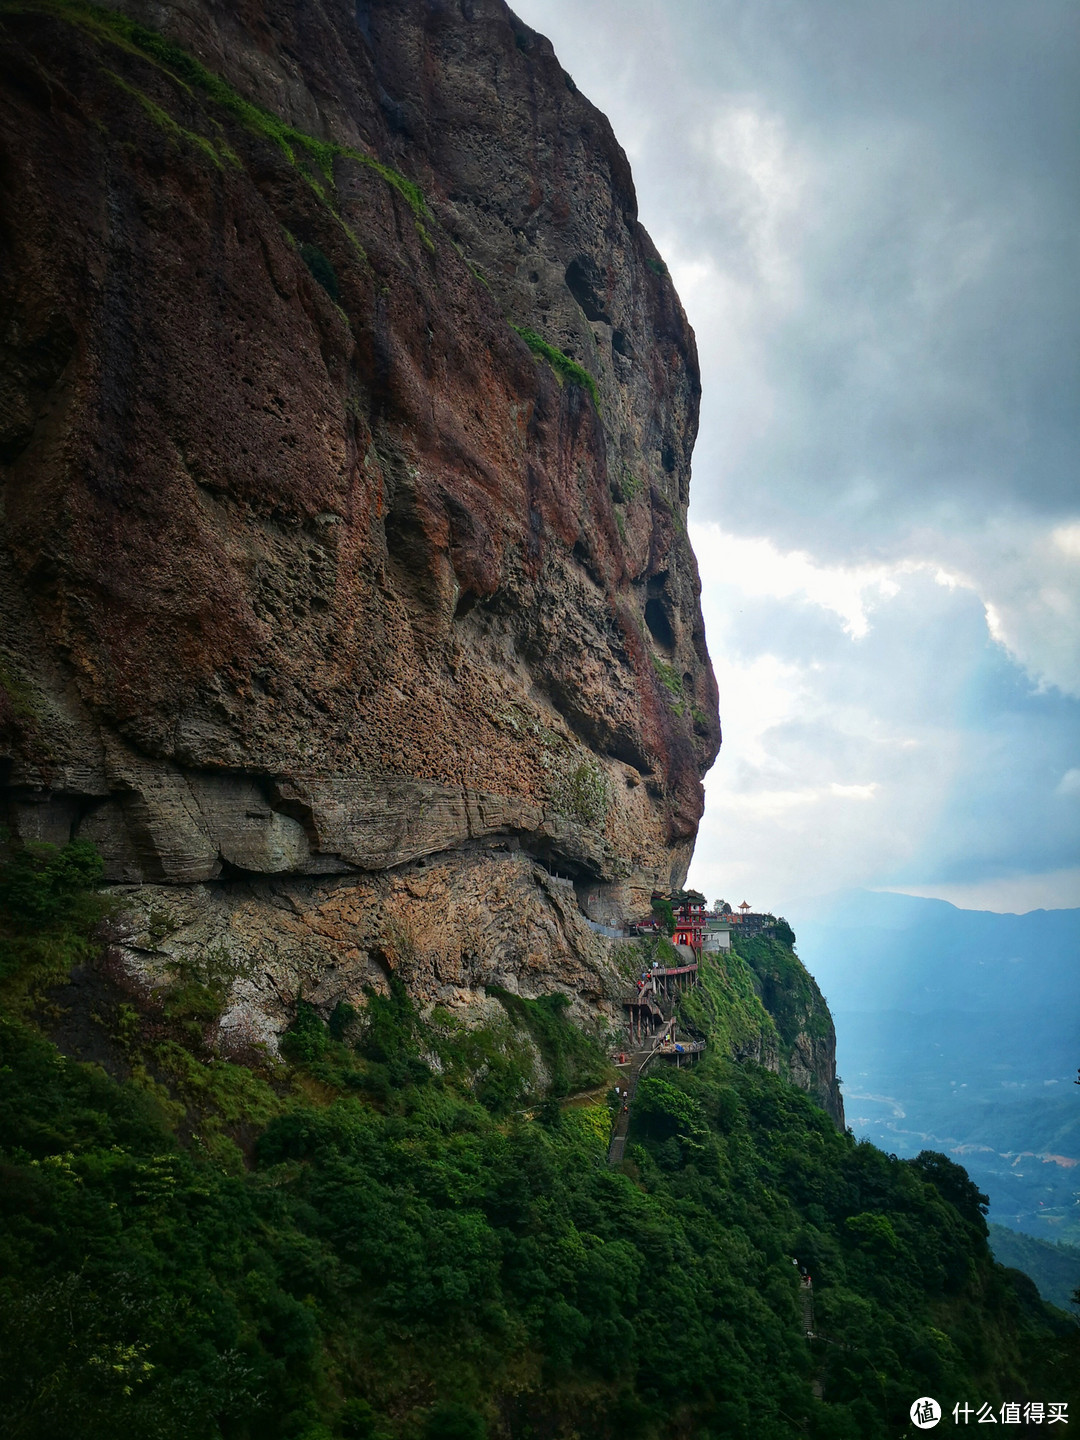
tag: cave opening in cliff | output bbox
[644,597,675,652]
[564,256,611,325]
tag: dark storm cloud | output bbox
[668,0,1078,547]
[520,0,1078,542]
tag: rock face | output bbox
[111,852,625,1052]
[772,982,846,1130]
[0,0,835,1118]
[1,0,714,912]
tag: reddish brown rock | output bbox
[0,0,720,1025]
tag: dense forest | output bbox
[0,841,1076,1439]
[989,1225,1080,1315]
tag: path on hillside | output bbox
[607,1021,673,1164]
[798,1276,827,1399]
[800,1275,816,1341]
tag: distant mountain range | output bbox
[792,889,1080,1017]
[791,892,1080,1247]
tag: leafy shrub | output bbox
[651,898,675,936]
[328,999,357,1041]
[280,999,330,1064]
[765,916,796,947]
[845,1211,901,1254]
[0,838,104,926]
[340,1398,391,1439]
[487,989,606,1098]
[356,978,421,1065]
[424,1403,487,1440]
[510,325,600,410]
[0,839,110,1004]
[909,1150,990,1232]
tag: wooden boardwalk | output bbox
[609,944,706,1164]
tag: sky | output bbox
[513,0,1080,915]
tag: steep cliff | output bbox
[1,8,1075,1437]
[734,929,845,1127]
[0,0,719,1036]
[678,928,845,1129]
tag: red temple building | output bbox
[673,896,706,950]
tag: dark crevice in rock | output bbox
[644,596,675,652]
[564,255,611,325]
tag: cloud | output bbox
[514,0,1080,908]
[683,524,1080,907]
[533,0,1080,538]
[690,525,902,639]
[957,519,1080,697]
[881,868,1080,915]
[684,527,966,904]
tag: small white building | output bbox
[702,919,732,952]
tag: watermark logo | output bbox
[952,1401,1068,1424]
[911,1398,942,1429]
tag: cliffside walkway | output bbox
[607,1021,673,1164]
[796,1272,856,1397]
[608,947,706,1164]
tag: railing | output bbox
[655,1039,706,1056]
[583,918,632,938]
[607,1022,676,1164]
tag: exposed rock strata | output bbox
[109,851,624,1050]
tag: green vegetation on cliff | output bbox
[679,942,779,1061]
[731,929,832,1045]
[988,1224,1080,1313]
[0,843,1075,1439]
[3,0,433,238]
[509,326,601,411]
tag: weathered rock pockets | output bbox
[0,0,832,1105]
